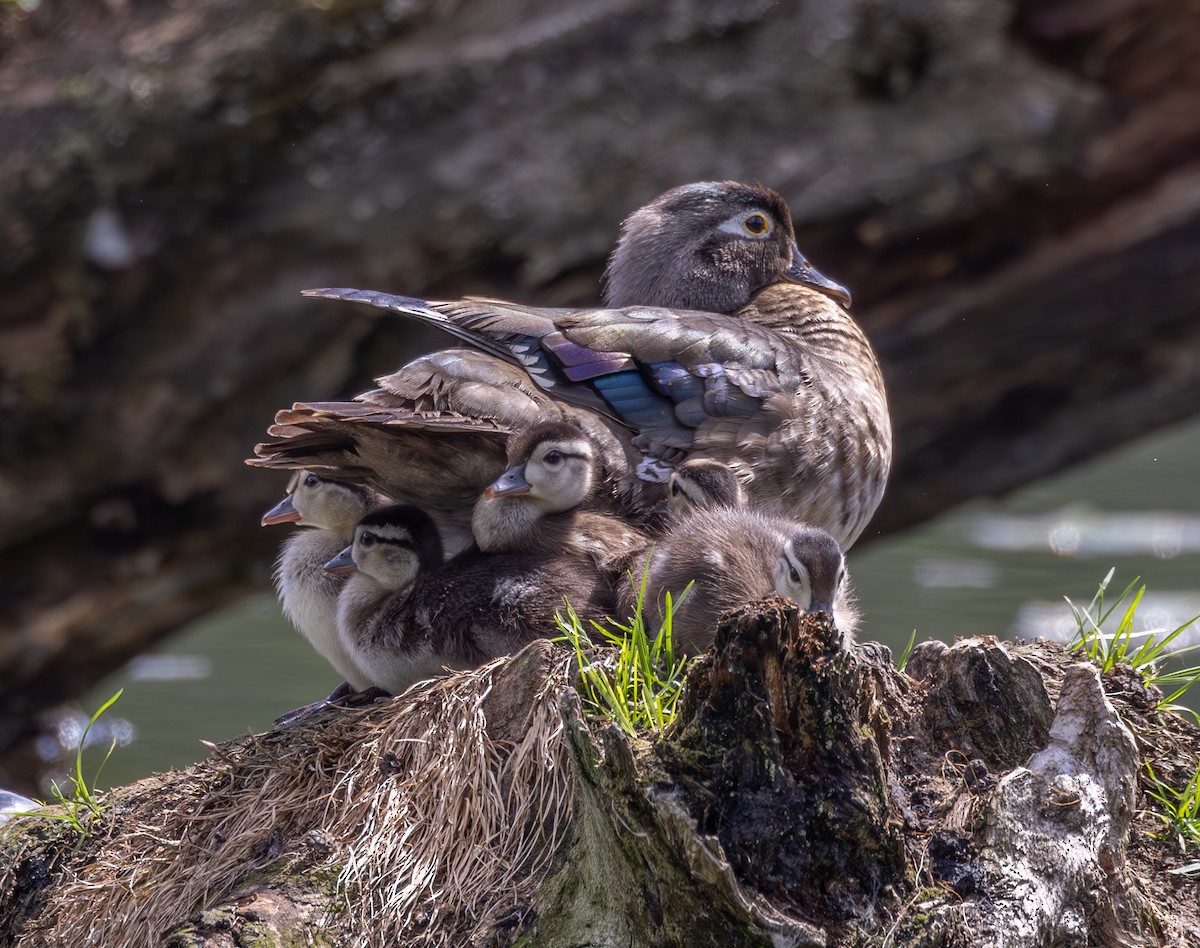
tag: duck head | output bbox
[482,422,599,515]
[262,470,377,532]
[667,459,746,519]
[324,504,445,591]
[772,525,848,615]
[602,180,850,312]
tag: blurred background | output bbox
[2,0,1199,793]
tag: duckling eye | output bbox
[543,449,564,466]
[304,473,320,488]
[670,481,682,497]
[743,213,769,236]
[360,531,376,547]
[789,566,801,584]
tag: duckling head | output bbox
[668,459,746,519]
[483,422,598,515]
[772,526,847,615]
[324,504,445,592]
[602,180,850,312]
[262,470,377,532]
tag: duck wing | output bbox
[251,348,638,501]
[300,288,813,470]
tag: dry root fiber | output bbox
[1,642,572,948]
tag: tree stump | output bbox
[2,603,1196,946]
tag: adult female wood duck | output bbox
[262,471,382,690]
[327,504,616,694]
[252,181,890,549]
[633,507,858,656]
[472,420,649,571]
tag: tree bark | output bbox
[1,608,1197,946]
[4,0,1200,776]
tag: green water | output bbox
[78,417,1200,789]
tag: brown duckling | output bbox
[471,420,649,572]
[665,458,747,520]
[328,504,615,694]
[635,507,857,655]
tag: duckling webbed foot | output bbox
[329,685,391,708]
[274,699,331,728]
[322,680,355,703]
[274,681,388,727]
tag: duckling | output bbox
[666,459,747,520]
[636,507,857,655]
[472,421,649,571]
[329,504,616,694]
[262,471,381,689]
[251,180,889,549]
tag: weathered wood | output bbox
[5,0,1200,772]
[2,610,1197,946]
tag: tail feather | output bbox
[301,287,517,364]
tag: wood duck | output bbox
[251,181,889,549]
[472,420,649,572]
[633,507,858,655]
[327,504,616,694]
[262,471,381,690]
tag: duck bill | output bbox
[784,242,852,308]
[261,494,300,526]
[323,546,358,573]
[483,463,531,500]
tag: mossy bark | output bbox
[2,603,1197,946]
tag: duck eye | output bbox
[743,213,769,236]
[304,473,320,488]
[671,481,682,497]
[360,531,375,547]
[790,566,801,584]
[543,449,563,466]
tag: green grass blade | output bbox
[560,576,689,737]
[897,630,918,672]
